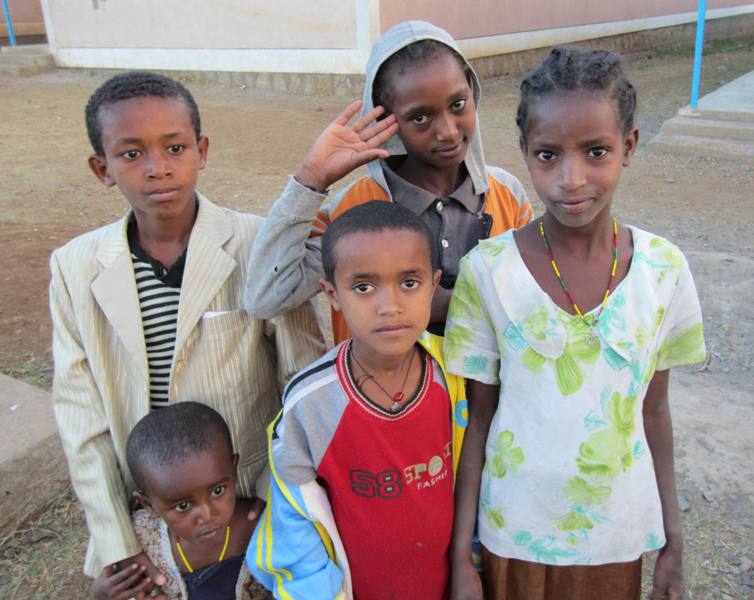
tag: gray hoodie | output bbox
[360,19,490,198]
[244,21,529,323]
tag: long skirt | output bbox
[482,546,642,600]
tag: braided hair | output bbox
[372,39,471,111]
[516,46,637,142]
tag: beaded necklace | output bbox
[175,526,230,574]
[350,342,416,412]
[539,215,618,345]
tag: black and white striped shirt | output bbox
[128,222,186,409]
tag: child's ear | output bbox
[320,278,342,313]
[88,154,116,187]
[622,128,639,167]
[519,136,528,158]
[232,452,239,475]
[197,136,209,170]
[133,490,153,511]
[432,269,442,292]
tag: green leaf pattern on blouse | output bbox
[444,228,706,565]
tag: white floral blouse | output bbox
[444,226,706,565]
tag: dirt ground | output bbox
[0,39,753,598]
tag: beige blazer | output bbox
[49,194,324,577]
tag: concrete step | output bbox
[679,106,754,124]
[660,115,754,142]
[0,48,54,76]
[0,43,50,55]
[648,132,754,166]
[0,373,69,534]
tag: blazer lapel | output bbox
[174,195,237,358]
[90,213,149,374]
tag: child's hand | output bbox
[295,100,399,193]
[112,551,167,597]
[450,560,483,600]
[649,542,683,600]
[92,563,152,600]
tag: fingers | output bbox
[358,113,397,141]
[122,572,156,598]
[334,100,364,126]
[363,119,399,148]
[140,560,167,587]
[333,101,391,134]
[111,564,147,596]
[351,105,387,132]
[349,149,391,172]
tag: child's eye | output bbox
[175,501,191,512]
[534,150,555,162]
[588,148,608,159]
[451,98,467,111]
[401,279,420,290]
[168,144,185,154]
[211,485,226,497]
[353,283,374,294]
[121,150,141,160]
[412,114,428,125]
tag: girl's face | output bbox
[521,90,638,229]
[386,50,476,174]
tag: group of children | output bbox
[50,19,705,600]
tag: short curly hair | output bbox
[516,46,637,142]
[321,200,438,284]
[85,71,201,157]
[126,401,233,492]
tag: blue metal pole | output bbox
[2,0,16,46]
[690,0,707,108]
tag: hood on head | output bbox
[362,20,489,197]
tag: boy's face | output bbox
[386,51,476,174]
[321,228,440,359]
[135,437,237,544]
[88,96,208,224]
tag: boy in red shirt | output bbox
[247,201,467,599]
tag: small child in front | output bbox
[446,47,706,600]
[248,201,467,599]
[93,402,270,599]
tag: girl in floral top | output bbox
[445,47,706,600]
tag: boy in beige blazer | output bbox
[49,71,324,596]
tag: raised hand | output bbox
[295,100,399,193]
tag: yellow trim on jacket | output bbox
[259,331,467,598]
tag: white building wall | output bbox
[40,0,754,74]
[42,0,379,73]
